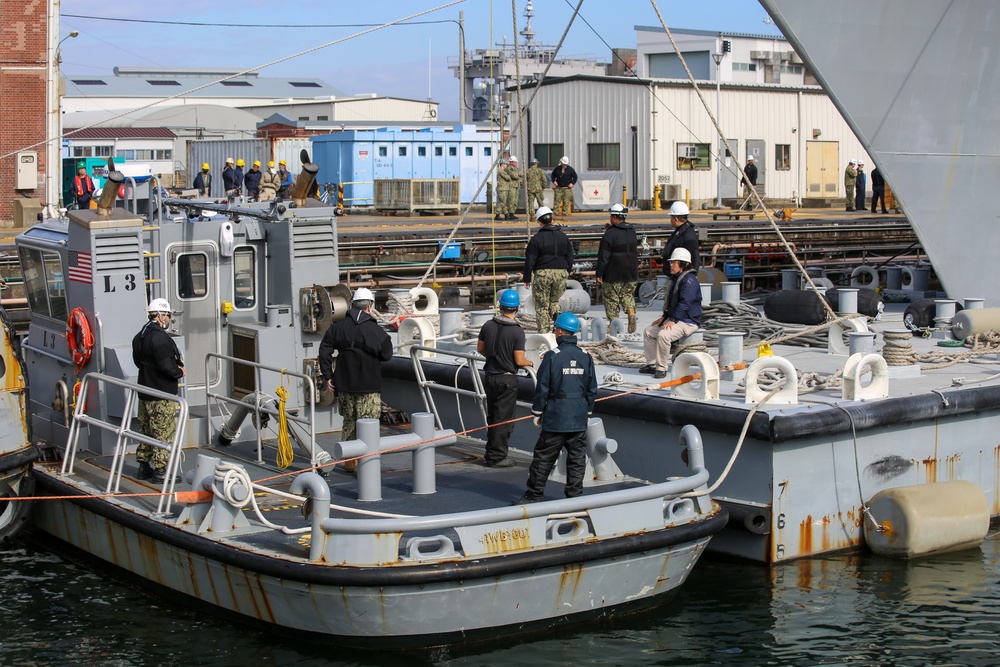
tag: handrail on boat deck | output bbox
[408,344,537,433]
[61,372,188,515]
[203,353,319,467]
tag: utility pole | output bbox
[712,37,729,208]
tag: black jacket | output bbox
[531,335,597,433]
[596,221,638,283]
[524,224,574,280]
[871,167,885,188]
[132,320,184,401]
[223,166,239,191]
[244,169,262,194]
[318,308,393,394]
[551,164,578,188]
[662,221,701,272]
[743,162,758,187]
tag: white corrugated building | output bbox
[509,28,873,209]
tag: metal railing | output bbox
[203,353,319,467]
[61,372,189,515]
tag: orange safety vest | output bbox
[75,174,94,197]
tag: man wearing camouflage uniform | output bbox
[596,203,639,333]
[504,156,522,220]
[495,160,510,221]
[132,298,185,484]
[844,159,858,211]
[318,287,393,472]
[525,158,547,218]
[524,206,574,332]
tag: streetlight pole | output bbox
[47,28,78,217]
[712,50,725,208]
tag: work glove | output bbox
[532,415,543,428]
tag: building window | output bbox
[676,143,711,170]
[72,145,113,158]
[533,143,564,169]
[781,65,803,74]
[417,146,427,157]
[465,147,473,156]
[176,252,209,299]
[290,81,322,88]
[233,247,256,309]
[155,149,172,160]
[733,63,758,72]
[317,116,328,121]
[588,143,620,170]
[398,146,407,157]
[221,80,253,87]
[378,146,387,157]
[147,80,181,86]
[298,116,309,121]
[775,144,791,171]
[71,79,106,86]
[484,147,491,156]
[435,146,443,157]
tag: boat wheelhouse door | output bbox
[165,242,220,391]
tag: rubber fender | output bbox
[763,290,827,325]
[952,307,1000,339]
[903,298,963,332]
[824,287,884,317]
[864,480,989,558]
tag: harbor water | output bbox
[3,531,1000,666]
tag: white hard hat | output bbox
[747,155,754,161]
[560,156,569,165]
[669,201,690,216]
[225,157,234,164]
[509,156,518,163]
[352,287,375,303]
[668,248,692,264]
[849,159,857,165]
[147,298,172,313]
[609,203,627,217]
[535,206,553,220]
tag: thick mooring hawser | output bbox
[5,159,725,645]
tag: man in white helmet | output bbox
[741,155,758,209]
[661,200,700,272]
[642,248,702,379]
[596,203,639,332]
[318,287,392,472]
[551,156,578,218]
[131,298,185,484]
[524,206,574,332]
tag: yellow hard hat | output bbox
[253,160,261,167]
[201,162,210,170]
[278,159,287,166]
[267,161,275,168]
[236,159,245,167]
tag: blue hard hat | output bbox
[554,312,580,333]
[498,289,520,309]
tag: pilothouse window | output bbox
[233,247,256,309]
[18,246,67,321]
[176,252,209,299]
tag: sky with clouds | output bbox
[59,0,780,121]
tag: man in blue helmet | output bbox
[516,311,597,503]
[477,289,533,467]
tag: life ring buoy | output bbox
[66,307,94,373]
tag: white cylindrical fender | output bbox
[408,287,439,315]
[398,317,436,359]
[745,356,798,405]
[952,307,1000,339]
[850,265,879,288]
[864,481,989,558]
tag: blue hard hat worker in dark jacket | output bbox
[516,312,598,504]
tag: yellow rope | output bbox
[274,376,293,469]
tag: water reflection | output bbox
[2,534,1000,666]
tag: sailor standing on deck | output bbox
[260,161,280,202]
[523,206,574,333]
[244,161,262,201]
[478,289,533,468]
[318,288,393,473]
[844,160,857,211]
[193,163,211,197]
[525,157,547,217]
[132,298,185,484]
[661,201,701,271]
[596,203,639,333]
[277,160,292,198]
[515,312,597,504]
[222,157,239,198]
[73,162,95,210]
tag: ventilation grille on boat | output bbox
[292,220,335,260]
[94,234,143,272]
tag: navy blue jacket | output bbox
[531,335,597,433]
[664,270,702,325]
[662,221,701,271]
[244,168,262,194]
